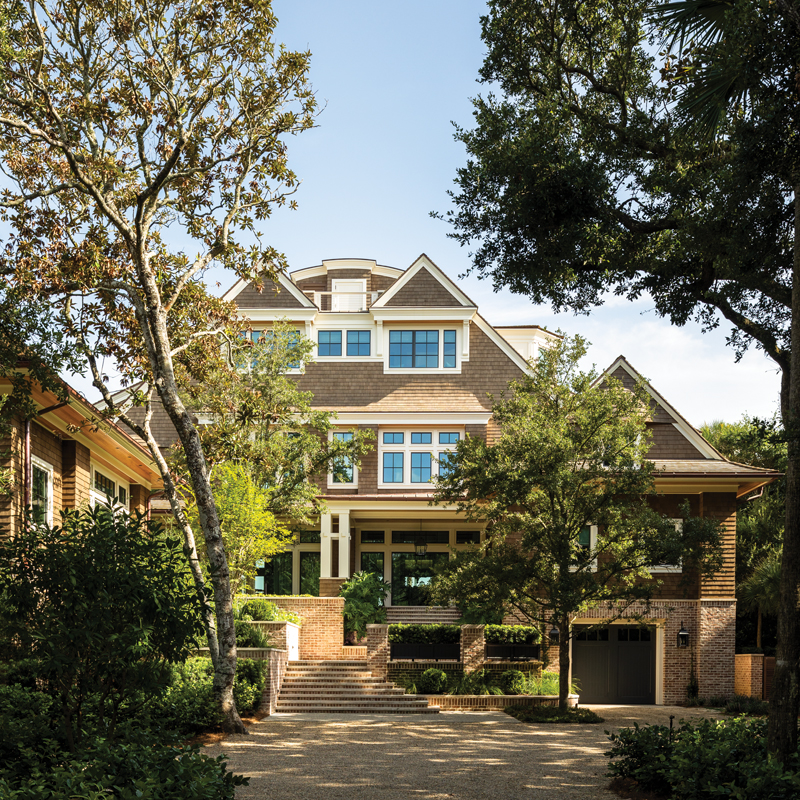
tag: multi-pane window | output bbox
[91,468,128,510]
[379,429,463,485]
[361,530,385,544]
[347,330,371,356]
[331,432,354,483]
[388,330,457,369]
[360,551,385,578]
[410,452,432,483]
[31,460,52,525]
[318,330,342,356]
[95,470,115,499]
[251,328,301,369]
[456,531,480,544]
[383,452,404,483]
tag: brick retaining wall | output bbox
[263,596,344,660]
[424,694,578,710]
[735,653,764,698]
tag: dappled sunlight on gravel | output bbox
[205,706,723,800]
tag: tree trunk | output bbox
[558,617,570,711]
[159,383,245,734]
[756,607,762,651]
[767,182,800,762]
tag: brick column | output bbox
[460,625,485,672]
[367,624,389,680]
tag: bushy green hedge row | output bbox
[388,624,461,644]
[235,597,303,626]
[399,667,541,696]
[484,625,540,644]
[606,717,800,799]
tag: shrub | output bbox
[339,571,391,639]
[147,657,265,734]
[388,624,461,644]
[506,705,604,724]
[235,620,272,648]
[417,668,449,695]
[606,716,800,800]
[485,625,540,645]
[723,695,769,716]
[447,669,503,696]
[235,598,302,626]
[499,669,526,695]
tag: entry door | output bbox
[572,625,656,704]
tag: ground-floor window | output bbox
[254,546,320,596]
[361,551,384,575]
[391,551,450,606]
[299,552,320,595]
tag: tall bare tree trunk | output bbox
[767,183,800,762]
[558,616,570,711]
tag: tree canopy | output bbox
[0,0,316,732]
[431,336,722,707]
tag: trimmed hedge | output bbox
[388,624,461,644]
[484,625,540,644]
[499,669,526,695]
[417,668,449,694]
[235,598,302,626]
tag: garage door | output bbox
[571,625,655,704]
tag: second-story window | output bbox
[31,457,53,526]
[347,330,371,356]
[318,330,342,356]
[331,431,355,485]
[388,329,457,369]
[379,429,462,487]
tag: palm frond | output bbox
[679,61,747,139]
[738,551,782,617]
[649,0,733,50]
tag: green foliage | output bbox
[521,672,574,696]
[484,625,540,644]
[739,552,782,618]
[146,658,265,734]
[339,571,391,639]
[499,670,527,695]
[234,621,272,649]
[235,597,302,625]
[456,603,504,625]
[431,336,722,705]
[606,717,800,799]
[447,669,504,696]
[506,705,604,724]
[0,509,204,750]
[388,624,461,644]
[417,668,449,695]
[722,695,770,717]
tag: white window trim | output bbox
[383,324,462,374]
[327,430,358,489]
[649,519,683,573]
[31,455,54,526]
[246,326,306,374]
[378,428,464,489]
[90,464,130,512]
[571,524,598,572]
[315,325,375,360]
[331,278,368,313]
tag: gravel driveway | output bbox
[205,705,722,800]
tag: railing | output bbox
[305,290,381,312]
[485,644,541,661]
[390,642,461,661]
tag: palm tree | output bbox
[738,551,782,650]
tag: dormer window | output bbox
[317,329,372,358]
[388,330,456,369]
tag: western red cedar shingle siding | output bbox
[235,277,306,309]
[383,267,467,307]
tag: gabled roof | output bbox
[220,270,316,309]
[598,355,723,460]
[371,254,477,309]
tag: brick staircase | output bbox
[386,606,461,624]
[276,660,439,714]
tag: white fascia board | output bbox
[322,258,378,271]
[223,271,315,308]
[333,412,492,425]
[325,499,462,514]
[601,357,720,460]
[371,307,477,322]
[471,314,532,374]
[239,308,319,323]
[291,264,327,281]
[372,254,475,309]
[374,265,404,278]
[314,312,375,325]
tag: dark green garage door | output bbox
[571,625,655,704]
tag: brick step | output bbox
[284,671,375,680]
[276,698,431,710]
[275,705,440,714]
[281,678,387,686]
[279,688,406,697]
[386,607,462,624]
[289,660,366,667]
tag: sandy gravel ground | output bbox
[204,705,723,800]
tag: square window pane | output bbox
[318,330,342,357]
[439,432,460,444]
[383,432,404,444]
[438,451,452,476]
[411,432,432,444]
[578,526,591,549]
[411,452,432,483]
[346,330,371,356]
[383,452,404,483]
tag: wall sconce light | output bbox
[677,622,690,649]
[548,624,560,644]
[415,536,428,556]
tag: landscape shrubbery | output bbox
[0,510,247,799]
[606,716,800,799]
[388,623,461,644]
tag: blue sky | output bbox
[85,0,783,427]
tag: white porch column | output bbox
[320,512,333,579]
[338,510,351,579]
